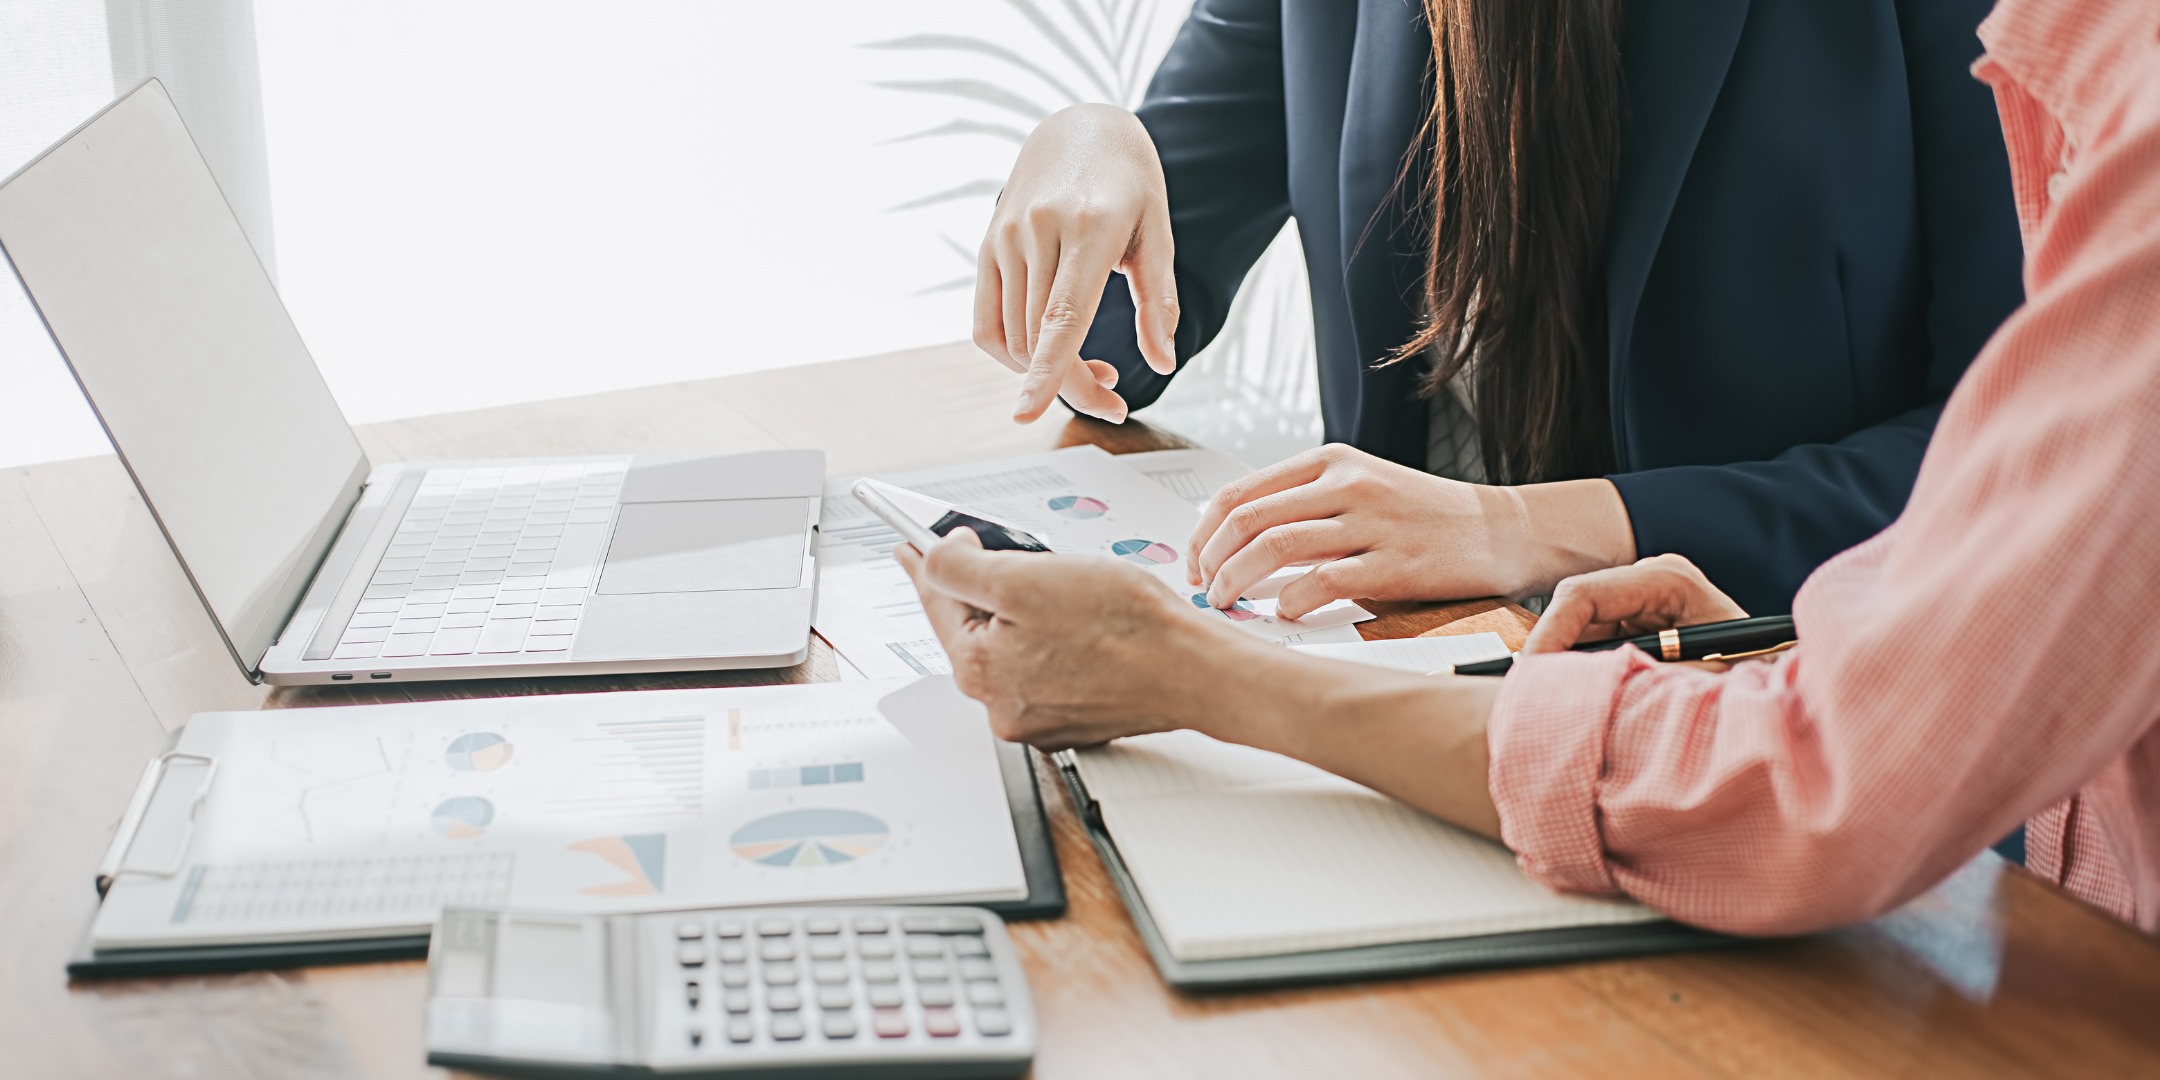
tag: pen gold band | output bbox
[1659,628,1682,661]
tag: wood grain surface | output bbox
[4,341,2158,1079]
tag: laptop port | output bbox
[370,672,393,679]
[330,673,352,681]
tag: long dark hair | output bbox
[1385,0,1626,485]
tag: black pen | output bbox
[1450,614,1796,676]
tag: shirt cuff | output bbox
[1487,647,1642,895]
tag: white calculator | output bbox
[425,905,1036,1078]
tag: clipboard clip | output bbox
[96,751,218,896]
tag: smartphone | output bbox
[850,478,1052,554]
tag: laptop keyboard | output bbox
[330,463,625,662]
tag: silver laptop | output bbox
[0,81,822,685]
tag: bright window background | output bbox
[0,0,1320,469]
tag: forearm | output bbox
[1190,647,1505,840]
[1505,479,1637,597]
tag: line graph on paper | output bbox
[257,735,399,843]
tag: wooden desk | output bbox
[4,342,2157,1079]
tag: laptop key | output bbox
[477,620,530,654]
[430,627,481,655]
[380,633,432,657]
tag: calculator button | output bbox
[675,921,705,940]
[684,981,702,1009]
[974,1007,1012,1037]
[867,984,904,1009]
[857,938,895,959]
[852,916,890,935]
[805,916,842,936]
[860,960,899,983]
[677,943,706,967]
[817,985,854,1011]
[726,1017,754,1044]
[760,940,796,962]
[873,1008,909,1038]
[715,920,746,939]
[821,1013,858,1040]
[762,962,799,985]
[720,964,750,988]
[757,919,794,937]
[812,961,850,985]
[952,936,990,958]
[923,1007,962,1038]
[723,989,752,1014]
[769,1014,805,1041]
[916,982,956,1007]
[719,943,748,963]
[808,939,847,960]
[902,914,984,935]
[766,986,802,1012]
[958,957,997,981]
[906,936,945,958]
[687,1026,704,1048]
[967,981,1006,1006]
[912,960,950,982]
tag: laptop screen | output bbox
[0,81,367,676]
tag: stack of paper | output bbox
[814,446,1372,680]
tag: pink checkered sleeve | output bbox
[1485,0,2160,932]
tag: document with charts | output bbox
[814,446,1369,680]
[89,678,1024,949]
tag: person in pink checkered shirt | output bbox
[898,0,2160,935]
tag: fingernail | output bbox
[1013,391,1034,418]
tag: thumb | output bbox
[920,526,1005,613]
[1123,208,1179,376]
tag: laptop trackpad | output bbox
[596,498,810,595]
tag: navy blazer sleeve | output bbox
[1078,0,1290,410]
[1608,0,2024,614]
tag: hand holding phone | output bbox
[851,479,1053,554]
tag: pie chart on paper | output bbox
[1048,495,1107,519]
[730,808,890,867]
[430,796,495,839]
[1113,539,1177,565]
[444,732,514,772]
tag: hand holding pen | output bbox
[1455,554,1791,675]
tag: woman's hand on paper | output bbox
[1522,553,1749,654]
[894,527,1248,750]
[974,104,1179,426]
[1187,444,1638,619]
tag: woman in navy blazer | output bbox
[976,0,2022,616]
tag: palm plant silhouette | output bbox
[866,0,1174,294]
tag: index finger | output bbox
[1014,242,1116,423]
[1185,449,1331,584]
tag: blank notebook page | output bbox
[1075,636,1659,963]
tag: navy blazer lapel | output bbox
[1336,0,1433,466]
[1603,0,1751,469]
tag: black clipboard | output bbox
[68,737,1063,979]
[1054,753,1729,991]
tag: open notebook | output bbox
[1061,633,1723,988]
